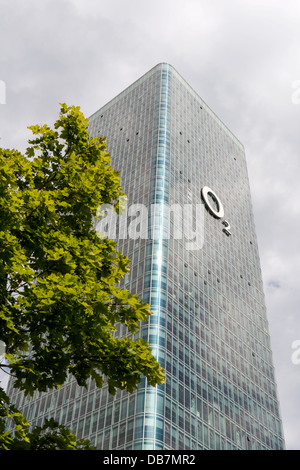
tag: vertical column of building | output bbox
[137,64,171,450]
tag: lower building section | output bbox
[7,360,284,450]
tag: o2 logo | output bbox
[201,186,231,236]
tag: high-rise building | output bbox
[7,63,285,450]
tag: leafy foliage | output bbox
[0,104,165,449]
[0,388,95,450]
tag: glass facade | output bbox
[7,63,285,450]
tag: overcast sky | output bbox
[1,0,300,450]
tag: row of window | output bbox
[14,379,283,451]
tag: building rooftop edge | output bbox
[89,62,244,151]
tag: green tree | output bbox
[0,104,165,449]
[0,387,95,449]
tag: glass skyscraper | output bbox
[7,63,285,450]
